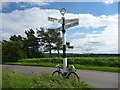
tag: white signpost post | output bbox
[48,8,79,73]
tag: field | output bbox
[2,72,92,88]
[19,57,119,67]
[4,56,120,72]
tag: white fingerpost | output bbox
[62,19,67,72]
[60,8,67,73]
[48,8,79,73]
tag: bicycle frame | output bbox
[53,64,80,81]
[55,65,75,76]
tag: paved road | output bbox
[2,65,119,88]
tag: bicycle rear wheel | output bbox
[52,71,63,78]
[68,72,80,81]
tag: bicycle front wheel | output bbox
[52,71,63,78]
[68,72,80,81]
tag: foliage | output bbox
[2,41,26,62]
[2,72,92,88]
[37,28,61,57]
[37,28,73,57]
[23,29,40,58]
[2,29,44,62]
[2,27,74,62]
[9,35,23,41]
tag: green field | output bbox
[2,72,92,88]
[19,57,119,67]
[3,56,120,72]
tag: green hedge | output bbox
[19,57,120,67]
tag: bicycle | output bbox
[52,64,80,81]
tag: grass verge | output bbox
[3,62,120,73]
[0,72,2,89]
[2,72,92,88]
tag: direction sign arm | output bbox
[48,17,59,22]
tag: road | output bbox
[2,65,119,88]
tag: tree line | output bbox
[2,28,73,62]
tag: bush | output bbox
[2,41,26,62]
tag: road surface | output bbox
[2,65,119,88]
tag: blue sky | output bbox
[1,1,119,54]
[2,2,118,15]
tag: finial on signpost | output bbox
[60,8,66,16]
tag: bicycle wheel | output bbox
[52,71,63,78]
[68,72,80,81]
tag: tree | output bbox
[2,41,26,62]
[0,42,2,63]
[37,28,73,57]
[2,40,8,44]
[10,35,23,41]
[37,28,54,57]
[24,29,40,58]
[53,37,63,57]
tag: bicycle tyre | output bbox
[52,71,63,78]
[68,72,80,81]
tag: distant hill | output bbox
[66,53,120,57]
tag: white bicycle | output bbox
[52,64,80,81]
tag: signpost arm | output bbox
[62,17,67,73]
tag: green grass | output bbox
[0,72,2,89]
[4,62,120,72]
[4,62,56,67]
[2,72,92,88]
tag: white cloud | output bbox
[17,2,49,8]
[1,7,61,40]
[103,0,119,4]
[0,0,54,2]
[69,15,118,54]
[104,0,114,4]
[0,0,53,11]
[1,7,118,53]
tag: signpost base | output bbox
[63,58,67,73]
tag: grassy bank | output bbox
[2,72,92,88]
[4,62,120,72]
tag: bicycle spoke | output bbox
[52,71,63,78]
[68,72,79,81]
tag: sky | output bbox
[0,0,119,54]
